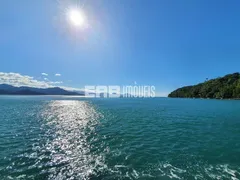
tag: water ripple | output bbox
[1,98,240,180]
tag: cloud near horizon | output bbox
[0,72,79,91]
[41,73,48,76]
[0,72,167,95]
[49,81,63,85]
[55,73,61,76]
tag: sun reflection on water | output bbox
[39,100,106,179]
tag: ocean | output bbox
[0,96,240,180]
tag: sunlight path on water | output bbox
[38,100,106,179]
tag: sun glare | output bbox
[68,9,85,27]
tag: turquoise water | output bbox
[0,96,240,180]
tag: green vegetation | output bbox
[168,73,240,99]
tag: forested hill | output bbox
[168,73,240,99]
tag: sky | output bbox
[1,0,240,96]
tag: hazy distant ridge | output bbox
[0,84,84,96]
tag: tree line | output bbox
[168,73,240,99]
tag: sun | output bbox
[68,9,85,27]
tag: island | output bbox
[168,73,240,99]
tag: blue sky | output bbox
[1,0,240,96]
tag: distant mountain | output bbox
[0,89,9,94]
[12,89,45,95]
[0,84,18,91]
[0,84,84,96]
[168,73,240,99]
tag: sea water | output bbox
[0,96,240,179]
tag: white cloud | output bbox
[49,81,63,84]
[41,73,48,76]
[59,86,85,92]
[0,72,67,88]
[0,72,84,92]
[55,73,61,77]
[0,72,50,88]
